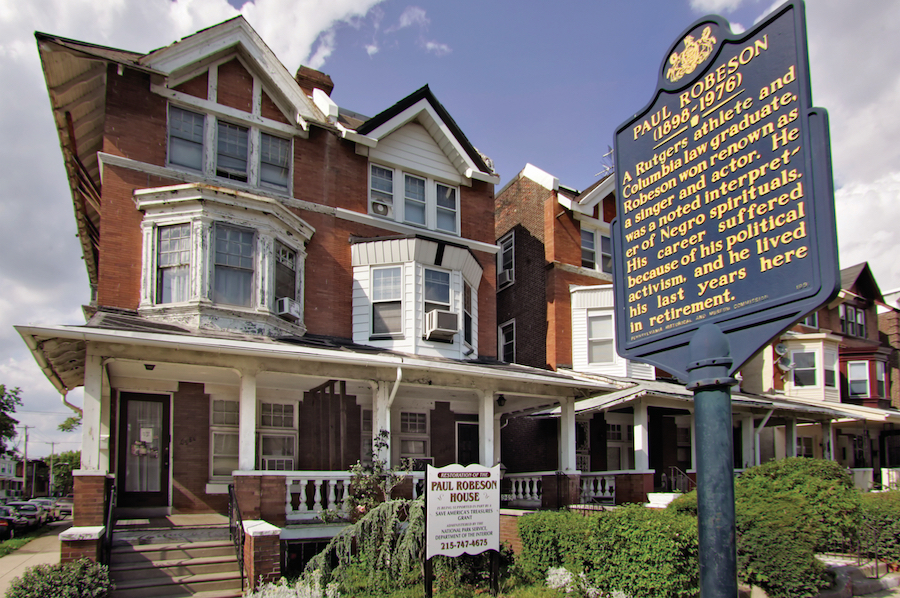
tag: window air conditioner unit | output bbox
[498,269,513,287]
[425,309,458,341]
[276,297,302,322]
[371,201,393,218]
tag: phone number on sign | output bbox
[441,539,488,550]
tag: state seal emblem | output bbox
[666,26,716,83]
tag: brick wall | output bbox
[615,472,653,504]
[171,382,227,513]
[499,511,528,554]
[174,70,208,99]
[244,532,281,589]
[501,418,557,472]
[217,59,253,112]
[259,476,287,527]
[431,402,456,467]
[541,473,580,510]
[60,538,100,564]
[73,474,108,526]
[296,387,361,470]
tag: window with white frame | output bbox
[399,412,429,460]
[157,223,191,303]
[275,241,298,302]
[801,312,818,328]
[840,304,867,338]
[361,409,374,465]
[372,266,403,336]
[848,361,869,397]
[214,225,255,307]
[260,434,295,470]
[499,320,515,363]
[825,350,837,388]
[424,268,451,314]
[792,351,816,386]
[877,361,886,397]
[368,164,459,234]
[588,313,614,364]
[498,232,514,288]
[211,431,239,477]
[463,281,473,346]
[260,402,294,428]
[211,399,239,426]
[581,228,612,274]
[167,104,292,192]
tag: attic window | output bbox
[169,107,204,171]
[368,163,460,235]
[216,121,249,182]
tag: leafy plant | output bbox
[5,558,113,598]
[859,490,900,564]
[335,430,415,521]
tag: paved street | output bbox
[0,520,69,596]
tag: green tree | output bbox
[0,386,22,456]
[58,413,82,432]
[46,450,80,496]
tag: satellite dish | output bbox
[777,355,794,372]
[774,343,788,356]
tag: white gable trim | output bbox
[142,18,317,129]
[360,98,499,185]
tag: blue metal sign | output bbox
[612,1,839,382]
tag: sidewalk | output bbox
[0,519,69,596]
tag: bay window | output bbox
[157,223,191,303]
[877,361,886,397]
[214,225,255,307]
[848,361,869,397]
[372,267,403,336]
[588,313,614,364]
[275,241,298,302]
[792,351,816,386]
[424,268,451,314]
[463,281,473,346]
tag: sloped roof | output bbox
[841,262,883,302]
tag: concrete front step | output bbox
[109,571,243,598]
[111,554,239,581]
[111,539,236,563]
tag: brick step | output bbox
[111,539,236,563]
[109,571,243,598]
[111,554,239,581]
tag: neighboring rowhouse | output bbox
[495,164,900,506]
[19,18,615,572]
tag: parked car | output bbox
[3,503,40,530]
[6,502,44,528]
[56,495,73,517]
[0,506,30,539]
[28,498,59,521]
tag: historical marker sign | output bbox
[425,464,499,559]
[612,0,839,381]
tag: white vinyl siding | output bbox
[369,122,460,184]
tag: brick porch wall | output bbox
[73,473,110,527]
[243,521,281,590]
[615,472,654,504]
[540,473,580,510]
[60,538,101,564]
[499,510,530,554]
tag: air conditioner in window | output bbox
[425,309,458,341]
[498,269,513,287]
[276,297,302,322]
[262,458,293,471]
[371,201,393,218]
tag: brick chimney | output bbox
[295,66,334,97]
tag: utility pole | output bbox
[18,425,32,499]
[48,442,56,496]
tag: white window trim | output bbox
[848,360,870,398]
[463,281,475,349]
[423,266,452,314]
[587,311,615,365]
[824,350,837,389]
[876,361,886,397]
[499,319,515,363]
[258,400,298,429]
[497,232,514,288]
[368,162,460,236]
[258,431,297,471]
[791,349,818,388]
[370,265,404,339]
[580,226,613,275]
[397,410,430,461]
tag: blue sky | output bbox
[1,0,898,457]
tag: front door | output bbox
[118,392,170,508]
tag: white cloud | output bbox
[397,6,428,29]
[306,29,338,69]
[366,43,380,56]
[689,0,746,13]
[424,40,451,56]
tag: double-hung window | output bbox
[399,411,428,462]
[840,304,867,338]
[259,402,296,471]
[216,121,249,182]
[372,267,402,336]
[499,320,515,363]
[581,228,612,274]
[463,282,473,346]
[169,107,205,170]
[210,399,239,478]
[848,361,869,397]
[259,133,291,189]
[588,313,614,364]
[214,225,255,307]
[877,361,886,397]
[368,164,459,234]
[498,233,514,287]
[792,351,816,386]
[275,241,298,302]
[404,175,427,226]
[424,269,450,314]
[435,184,458,234]
[157,223,191,303]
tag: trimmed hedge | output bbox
[5,558,112,598]
[516,506,699,598]
[860,491,900,564]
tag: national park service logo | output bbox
[666,26,716,83]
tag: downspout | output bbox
[388,366,402,407]
[754,409,774,466]
[61,390,83,418]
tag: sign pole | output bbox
[687,324,738,597]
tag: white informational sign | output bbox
[140,428,154,443]
[425,463,500,559]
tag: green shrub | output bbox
[514,510,595,584]
[5,558,113,598]
[736,457,860,552]
[860,491,900,564]
[667,490,698,516]
[585,504,699,598]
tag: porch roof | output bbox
[536,372,896,424]
[16,310,618,409]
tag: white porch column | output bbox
[373,381,392,467]
[81,354,107,472]
[559,397,576,472]
[741,417,755,468]
[823,420,835,460]
[478,391,494,467]
[634,399,650,471]
[493,415,502,466]
[786,418,798,458]
[238,369,258,471]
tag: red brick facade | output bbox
[73,474,109,526]
[60,539,101,564]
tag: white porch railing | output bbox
[281,470,426,523]
[505,472,544,507]
[579,473,616,504]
